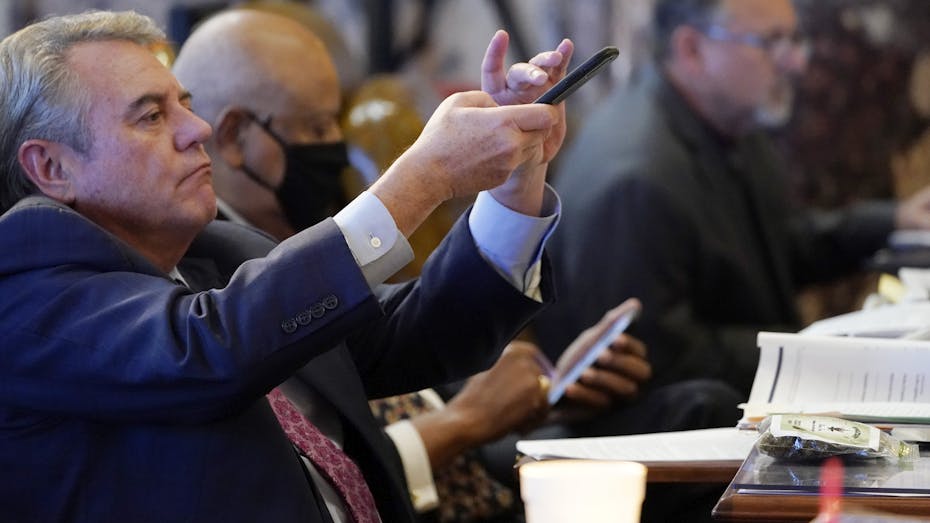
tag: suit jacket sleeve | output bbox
[0,198,384,423]
[345,209,554,398]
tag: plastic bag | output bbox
[756,414,918,462]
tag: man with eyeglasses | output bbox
[537,0,930,403]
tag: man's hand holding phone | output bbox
[549,299,652,412]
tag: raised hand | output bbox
[370,90,558,235]
[482,30,574,164]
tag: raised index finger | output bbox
[481,30,510,94]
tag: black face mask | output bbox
[241,113,350,231]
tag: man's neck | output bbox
[104,222,197,274]
[216,195,294,241]
[136,235,193,274]
[663,64,748,140]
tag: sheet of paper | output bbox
[799,302,930,338]
[741,332,930,425]
[751,333,930,403]
[740,401,930,424]
[516,427,758,462]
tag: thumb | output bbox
[498,103,558,132]
[447,90,498,109]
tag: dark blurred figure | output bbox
[539,0,930,406]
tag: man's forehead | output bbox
[268,102,338,130]
[274,77,341,117]
[719,0,797,32]
[66,40,183,106]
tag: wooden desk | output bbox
[714,490,930,522]
[515,455,742,484]
[643,460,742,483]
[713,448,930,522]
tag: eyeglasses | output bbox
[700,24,810,61]
[243,111,290,148]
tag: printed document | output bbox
[740,332,930,425]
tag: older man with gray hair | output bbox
[0,9,575,522]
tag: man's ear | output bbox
[668,25,705,73]
[17,139,75,204]
[214,107,250,169]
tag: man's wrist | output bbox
[369,149,449,237]
[487,164,547,216]
[410,406,485,469]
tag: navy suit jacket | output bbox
[0,196,550,522]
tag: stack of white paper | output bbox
[740,332,930,427]
[516,427,758,462]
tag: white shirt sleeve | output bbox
[382,389,446,513]
[468,186,561,301]
[333,191,414,287]
[383,422,440,512]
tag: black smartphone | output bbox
[534,46,619,105]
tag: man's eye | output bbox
[315,121,339,139]
[142,111,162,123]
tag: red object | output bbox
[268,388,380,523]
[819,456,844,522]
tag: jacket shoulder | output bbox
[0,196,157,276]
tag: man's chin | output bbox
[753,102,793,129]
[753,83,795,129]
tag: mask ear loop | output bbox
[243,110,289,149]
[238,109,282,193]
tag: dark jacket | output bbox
[537,66,893,395]
[0,196,550,522]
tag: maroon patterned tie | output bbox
[267,388,380,523]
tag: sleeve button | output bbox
[281,318,298,334]
[310,303,326,318]
[322,295,338,310]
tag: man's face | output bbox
[243,44,343,190]
[697,0,807,131]
[60,40,215,245]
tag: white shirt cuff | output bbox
[334,191,414,286]
[384,420,440,512]
[468,185,560,300]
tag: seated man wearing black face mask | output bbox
[192,54,350,241]
[231,110,350,234]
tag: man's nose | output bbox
[177,110,212,150]
[777,42,810,76]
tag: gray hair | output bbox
[652,0,724,61]
[0,10,166,213]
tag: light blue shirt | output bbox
[334,187,560,298]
